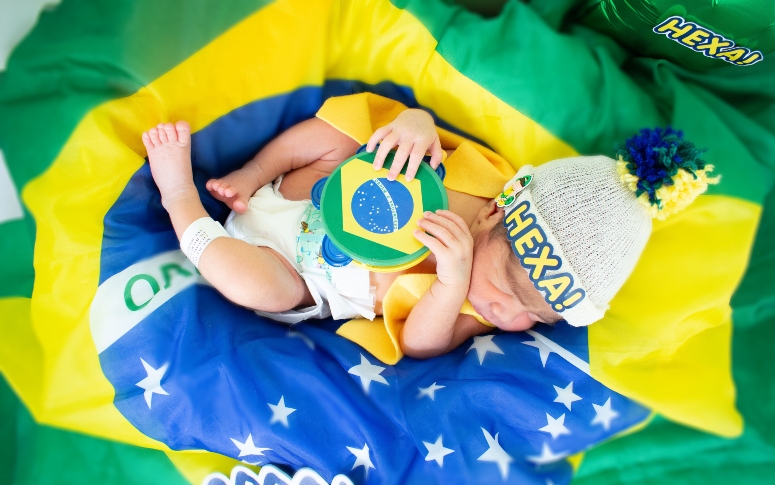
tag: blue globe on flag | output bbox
[351,178,414,234]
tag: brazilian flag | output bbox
[1,0,773,484]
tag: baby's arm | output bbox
[400,211,490,359]
[401,289,490,359]
[207,117,359,212]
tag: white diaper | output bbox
[223,176,376,324]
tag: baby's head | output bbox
[466,128,718,331]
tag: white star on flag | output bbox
[348,354,389,393]
[522,337,553,367]
[347,443,375,478]
[538,413,571,439]
[422,435,454,467]
[268,396,296,428]
[136,358,169,409]
[526,442,568,465]
[467,335,504,365]
[417,382,445,401]
[477,428,513,480]
[230,434,271,458]
[591,397,619,430]
[553,382,582,411]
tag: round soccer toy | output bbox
[319,150,447,271]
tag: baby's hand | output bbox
[414,210,473,290]
[206,169,262,214]
[366,109,443,182]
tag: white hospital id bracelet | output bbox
[180,217,230,268]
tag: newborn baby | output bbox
[142,95,716,359]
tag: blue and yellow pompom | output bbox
[615,127,720,220]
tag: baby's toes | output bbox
[233,199,248,213]
[209,181,223,193]
[175,121,191,147]
[149,127,161,146]
[224,186,237,198]
[157,123,169,143]
[163,123,177,144]
[142,131,153,151]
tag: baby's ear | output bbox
[475,199,503,228]
[485,199,502,220]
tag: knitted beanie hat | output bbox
[495,128,718,327]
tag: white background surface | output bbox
[0,0,60,223]
[0,0,59,70]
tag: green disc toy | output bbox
[318,149,448,272]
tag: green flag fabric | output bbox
[0,376,189,485]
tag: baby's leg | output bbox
[143,122,313,312]
[198,237,314,312]
[207,117,361,213]
[142,122,195,207]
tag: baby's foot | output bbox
[206,167,261,214]
[142,122,195,206]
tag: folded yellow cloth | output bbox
[317,93,513,364]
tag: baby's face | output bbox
[468,200,563,331]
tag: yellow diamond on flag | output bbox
[341,159,425,255]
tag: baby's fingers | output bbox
[413,228,446,255]
[388,140,414,181]
[423,211,469,240]
[417,216,461,250]
[428,138,443,169]
[404,143,428,182]
[373,131,399,171]
[367,125,392,153]
[433,210,470,235]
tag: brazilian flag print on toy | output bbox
[1,0,774,484]
[320,150,447,271]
